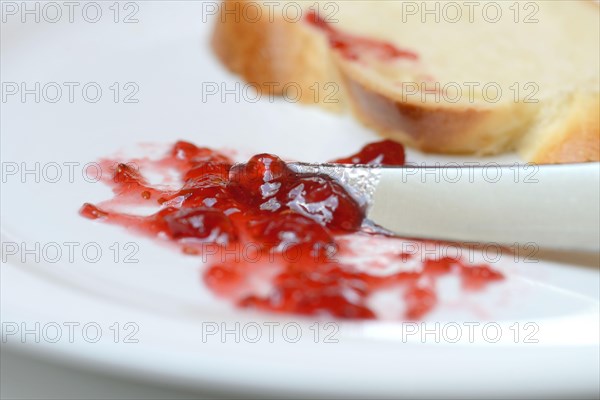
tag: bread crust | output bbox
[522,94,600,164]
[211,0,343,111]
[211,0,600,163]
[337,61,539,155]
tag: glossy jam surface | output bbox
[332,139,406,165]
[81,140,503,319]
[305,10,419,62]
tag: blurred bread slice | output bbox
[518,92,599,163]
[212,0,599,163]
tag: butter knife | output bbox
[289,162,600,252]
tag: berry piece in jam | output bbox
[176,175,233,210]
[171,140,201,161]
[113,163,144,185]
[112,163,148,195]
[109,162,165,200]
[284,176,364,231]
[248,212,335,261]
[332,139,406,165]
[163,207,237,244]
[183,161,231,182]
[170,141,232,169]
[228,153,293,205]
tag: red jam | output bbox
[305,10,419,62]
[80,140,503,320]
[332,139,406,165]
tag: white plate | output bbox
[1,2,598,398]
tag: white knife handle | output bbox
[368,163,600,252]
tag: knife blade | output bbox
[288,162,600,252]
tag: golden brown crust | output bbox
[338,66,539,155]
[211,0,343,111]
[343,77,489,153]
[525,94,600,164]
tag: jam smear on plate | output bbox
[80,140,503,320]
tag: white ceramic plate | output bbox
[1,2,598,398]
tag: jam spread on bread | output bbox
[305,10,418,62]
[81,140,503,319]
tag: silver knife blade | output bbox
[288,162,600,252]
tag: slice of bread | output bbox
[212,0,600,163]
